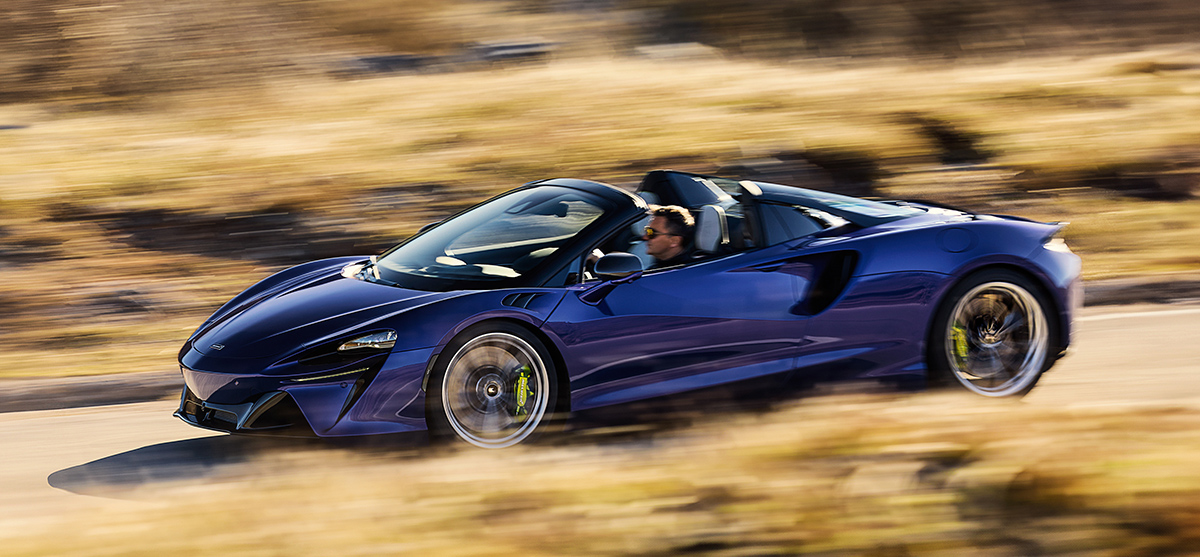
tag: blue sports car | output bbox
[176,170,1081,448]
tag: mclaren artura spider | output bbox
[176,170,1081,448]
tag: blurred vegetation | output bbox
[0,0,1198,379]
[8,0,1200,102]
[296,0,466,54]
[0,0,312,102]
[1,4,1199,553]
[10,392,1200,554]
[629,0,1200,58]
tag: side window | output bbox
[566,216,650,284]
[759,203,825,245]
[548,261,578,287]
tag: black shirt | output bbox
[650,250,693,270]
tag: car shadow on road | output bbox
[47,395,753,500]
[49,380,911,499]
[48,431,430,499]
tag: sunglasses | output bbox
[643,226,678,239]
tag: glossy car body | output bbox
[176,170,1081,446]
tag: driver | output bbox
[642,205,694,269]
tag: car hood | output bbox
[191,274,454,360]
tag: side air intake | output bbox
[502,292,544,309]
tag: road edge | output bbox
[0,370,180,414]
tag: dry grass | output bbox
[3,49,1200,378]
[3,4,1198,554]
[7,392,1200,555]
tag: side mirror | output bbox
[594,252,644,281]
[579,253,643,306]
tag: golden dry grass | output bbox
[7,392,1200,555]
[2,50,1200,378]
[3,4,1199,555]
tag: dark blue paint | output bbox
[174,174,1082,438]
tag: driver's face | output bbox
[643,216,680,259]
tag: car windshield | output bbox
[374,186,608,287]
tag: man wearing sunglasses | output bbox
[643,205,695,269]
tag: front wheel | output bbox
[930,270,1055,397]
[427,324,558,448]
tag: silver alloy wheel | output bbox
[944,281,1049,397]
[440,332,550,448]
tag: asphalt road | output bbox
[2,302,1199,534]
[1025,303,1200,407]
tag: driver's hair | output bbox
[650,205,694,240]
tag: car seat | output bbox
[694,204,730,255]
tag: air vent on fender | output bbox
[805,251,858,315]
[502,292,544,309]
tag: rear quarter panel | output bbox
[783,217,1077,385]
[847,218,1078,349]
[841,218,1058,277]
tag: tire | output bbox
[426,323,559,448]
[929,269,1055,397]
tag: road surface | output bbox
[1026,303,1200,407]
[1,302,1198,535]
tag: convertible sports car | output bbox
[176,170,1081,448]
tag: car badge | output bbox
[211,343,225,351]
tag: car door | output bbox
[543,246,810,411]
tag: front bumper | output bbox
[176,345,433,437]
[175,386,312,436]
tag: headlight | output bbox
[289,367,371,383]
[337,330,398,352]
[341,262,366,278]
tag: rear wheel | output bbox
[930,270,1054,397]
[427,324,558,448]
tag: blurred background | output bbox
[2,1,1200,554]
[2,0,1199,378]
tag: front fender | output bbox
[366,288,568,391]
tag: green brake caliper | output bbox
[512,365,531,419]
[951,324,969,361]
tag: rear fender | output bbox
[848,220,1061,277]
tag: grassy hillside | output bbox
[3,53,1200,379]
[3,4,1199,553]
[1,2,1199,379]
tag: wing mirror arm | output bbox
[578,253,644,306]
[579,271,642,305]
